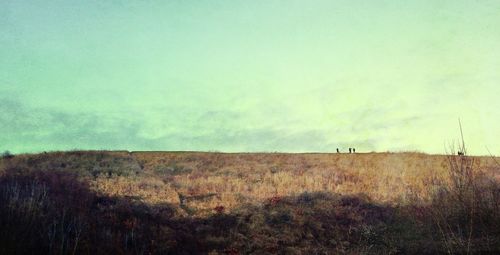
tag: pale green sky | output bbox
[1,0,499,154]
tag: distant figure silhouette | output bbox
[353,148,356,153]
[349,148,352,153]
[336,148,340,153]
[458,151,464,156]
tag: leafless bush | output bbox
[1,150,14,159]
[0,170,91,254]
[429,123,500,254]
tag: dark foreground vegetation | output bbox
[0,151,499,254]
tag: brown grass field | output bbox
[1,151,499,254]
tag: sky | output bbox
[1,0,499,155]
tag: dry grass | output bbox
[1,151,499,254]
[129,152,498,215]
[91,176,180,205]
[4,151,498,215]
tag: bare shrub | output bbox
[0,170,93,254]
[427,126,500,254]
[1,150,14,159]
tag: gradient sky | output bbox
[1,0,499,154]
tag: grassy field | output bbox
[1,151,499,254]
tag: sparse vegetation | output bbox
[1,151,141,177]
[0,150,499,254]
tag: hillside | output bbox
[1,151,499,254]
